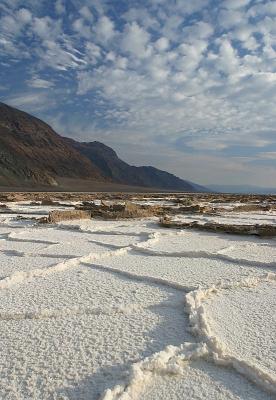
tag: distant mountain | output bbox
[208,184,276,194]
[66,140,197,191]
[186,180,212,193]
[0,102,205,191]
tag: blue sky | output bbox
[0,0,276,187]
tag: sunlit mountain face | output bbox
[0,0,276,188]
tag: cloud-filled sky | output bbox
[0,0,276,187]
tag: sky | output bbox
[0,0,276,187]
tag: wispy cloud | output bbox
[26,77,54,88]
[4,91,56,112]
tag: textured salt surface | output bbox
[185,273,276,395]
[0,211,275,399]
[20,227,144,249]
[0,252,64,276]
[6,201,76,215]
[0,267,189,399]
[133,230,276,266]
[94,250,273,290]
[140,361,274,400]
[204,280,276,377]
[174,212,276,226]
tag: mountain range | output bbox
[0,102,204,192]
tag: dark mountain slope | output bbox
[0,102,204,191]
[66,140,196,191]
[0,102,104,186]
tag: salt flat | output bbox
[0,204,275,400]
[140,361,272,400]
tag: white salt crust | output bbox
[0,212,275,399]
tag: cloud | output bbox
[258,152,276,160]
[3,91,54,112]
[221,0,251,10]
[95,15,115,43]
[36,42,83,70]
[17,8,32,24]
[1,0,276,186]
[1,15,21,35]
[218,9,245,29]
[55,0,65,15]
[123,7,160,30]
[26,78,54,88]
[79,6,93,20]
[32,16,62,40]
[217,39,239,75]
[155,37,169,51]
[248,1,276,18]
[85,42,102,64]
[121,22,151,59]
[183,21,214,40]
[0,84,8,91]
[72,18,92,38]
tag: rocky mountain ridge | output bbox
[0,102,203,192]
[66,139,197,191]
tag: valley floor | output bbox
[0,200,275,399]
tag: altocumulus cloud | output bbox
[0,0,276,186]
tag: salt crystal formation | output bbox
[0,194,275,399]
